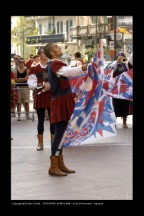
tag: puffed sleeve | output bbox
[27,74,37,89]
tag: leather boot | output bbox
[58,154,75,174]
[36,134,43,150]
[51,133,55,143]
[48,156,67,176]
[123,117,128,128]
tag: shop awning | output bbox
[26,34,65,44]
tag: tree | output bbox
[11,16,38,59]
[84,45,98,62]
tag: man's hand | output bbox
[37,82,43,87]
[43,82,51,91]
[82,64,87,71]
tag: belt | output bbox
[52,91,72,100]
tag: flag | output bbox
[63,40,117,147]
[103,68,133,100]
[69,73,88,97]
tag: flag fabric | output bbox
[69,73,88,97]
[103,68,133,100]
[103,67,113,81]
[62,41,133,147]
[63,40,117,147]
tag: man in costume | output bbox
[44,43,87,176]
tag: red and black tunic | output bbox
[29,64,51,109]
[47,60,75,124]
[25,59,33,70]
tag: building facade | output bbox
[11,16,133,61]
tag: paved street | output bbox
[11,110,132,201]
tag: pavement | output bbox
[11,105,132,202]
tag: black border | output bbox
[2,12,143,210]
[1,14,11,207]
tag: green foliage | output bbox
[84,45,98,62]
[45,30,53,35]
[103,46,109,54]
[84,45,97,57]
[11,16,38,58]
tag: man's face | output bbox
[117,56,124,63]
[51,43,63,58]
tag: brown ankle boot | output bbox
[48,156,67,176]
[58,155,75,174]
[36,134,43,150]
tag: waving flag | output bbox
[103,67,113,81]
[103,67,133,100]
[61,40,117,147]
[69,74,88,97]
[61,42,133,147]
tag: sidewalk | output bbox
[11,110,132,200]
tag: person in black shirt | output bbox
[110,52,132,128]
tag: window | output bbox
[66,21,69,40]
[48,23,52,31]
[104,16,108,24]
[66,20,69,32]
[57,22,59,34]
[39,24,42,35]
[91,16,96,24]
[70,20,73,27]
[60,21,63,33]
